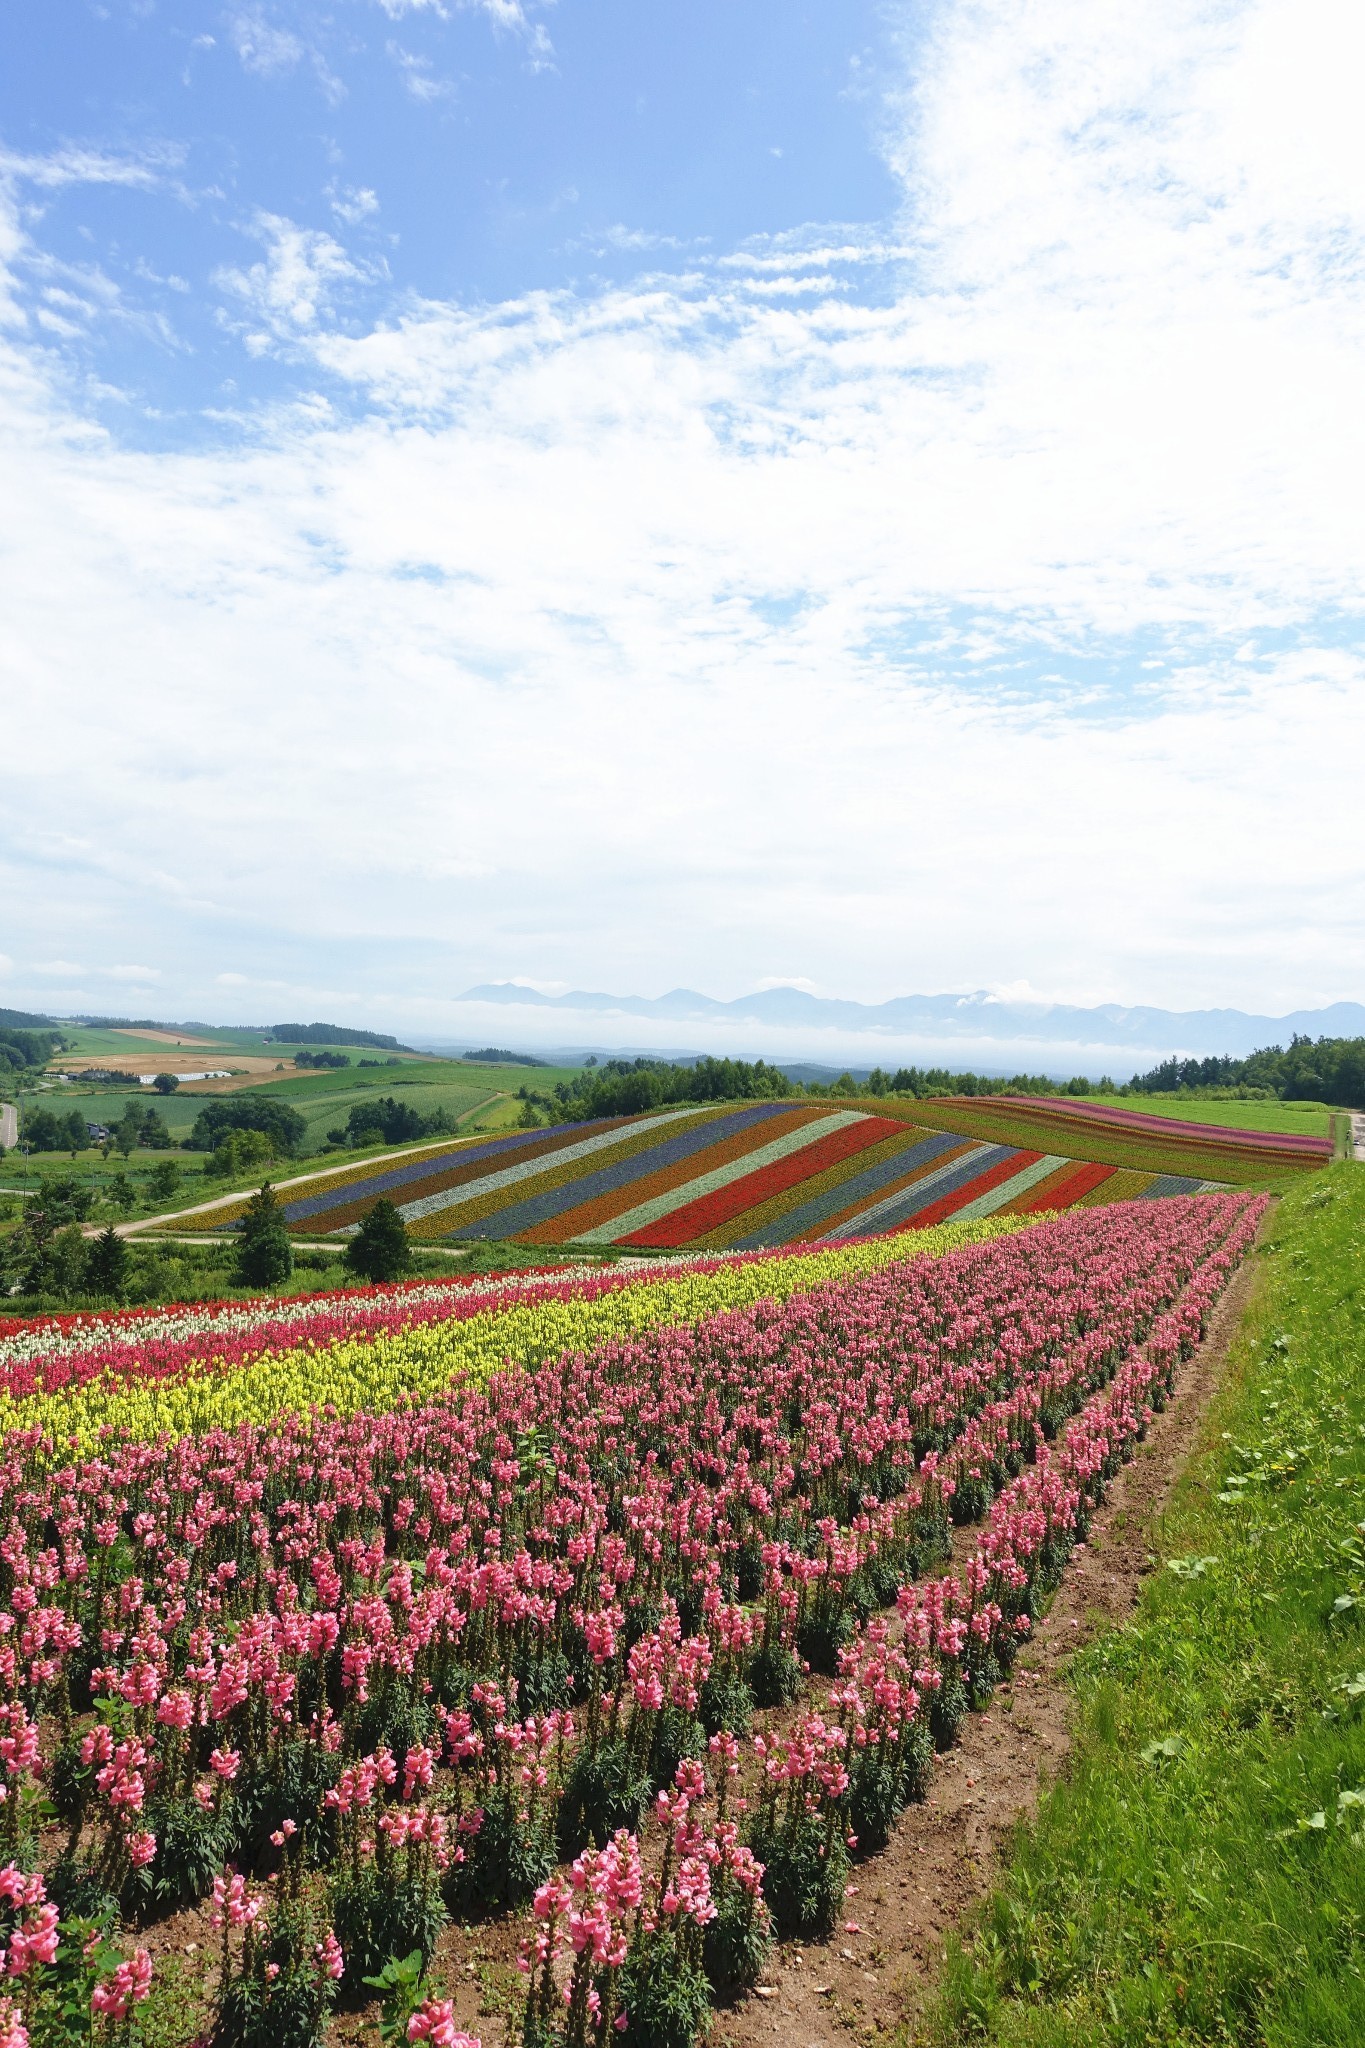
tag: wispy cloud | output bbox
[228,9,304,78]
[215,212,376,347]
[0,144,182,192]
[327,183,380,226]
[229,10,346,101]
[385,42,456,103]
[371,0,554,68]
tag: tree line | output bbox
[509,1054,1104,1125]
[15,1102,174,1155]
[1131,1033,1365,1108]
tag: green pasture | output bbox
[928,1164,1365,2048]
[1091,1092,1337,1137]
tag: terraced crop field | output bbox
[195,1098,1247,1248]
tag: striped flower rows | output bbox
[0,1218,1017,1452]
[199,1103,1225,1252]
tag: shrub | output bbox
[616,1927,712,2048]
[648,1706,705,1795]
[330,1867,445,1989]
[747,1810,849,1940]
[702,1882,773,1999]
[343,1199,412,1283]
[930,1667,969,1750]
[748,1640,802,1709]
[698,1672,753,1739]
[124,1792,236,1916]
[557,1740,652,1857]
[442,1789,553,1919]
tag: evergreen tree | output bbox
[85,1225,130,1301]
[234,1183,294,1288]
[343,1198,412,1284]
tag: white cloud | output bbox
[1,0,1363,1018]
[385,43,456,102]
[215,212,371,343]
[106,964,162,982]
[371,0,554,67]
[328,184,380,226]
[0,146,175,192]
[229,10,305,77]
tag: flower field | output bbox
[0,1219,1013,1451]
[886,1094,1326,1185]
[195,1101,1231,1252]
[0,1192,1264,2048]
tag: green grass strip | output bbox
[927,1163,1365,2048]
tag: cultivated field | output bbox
[878,1093,1326,1188]
[0,1193,1264,2048]
[175,1096,1303,1252]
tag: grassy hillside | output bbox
[1094,1092,1336,1136]
[929,1163,1365,2048]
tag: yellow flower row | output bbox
[6,1218,1024,1452]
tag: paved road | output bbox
[1353,1111,1365,1163]
[0,1103,16,1151]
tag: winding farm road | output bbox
[1353,1111,1365,1163]
[0,1103,16,1152]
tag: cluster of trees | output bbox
[0,1025,61,1072]
[463,1047,548,1067]
[547,1055,792,1123]
[857,1066,1106,1099]
[19,1102,173,1155]
[293,1050,350,1069]
[1131,1034,1365,1108]
[189,1094,308,1156]
[334,1096,455,1147]
[271,1023,412,1050]
[0,1175,173,1301]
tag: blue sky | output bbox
[2,0,902,427]
[2,0,1364,1053]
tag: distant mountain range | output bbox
[446,984,1365,1077]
